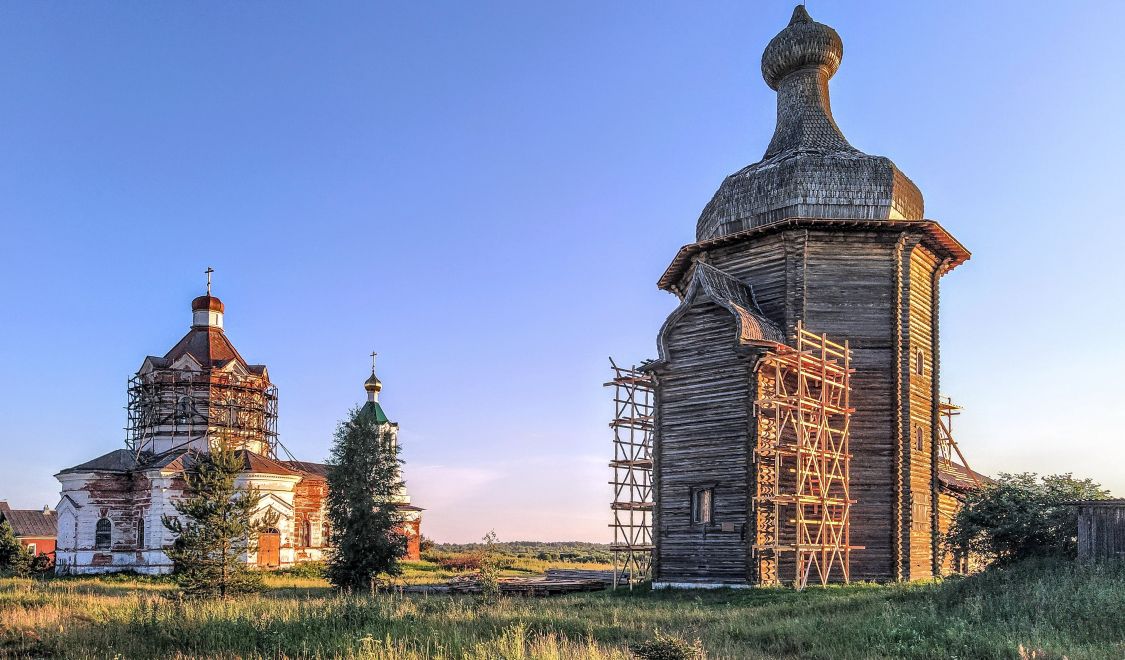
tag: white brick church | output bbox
[54,286,421,574]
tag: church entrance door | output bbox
[258,529,280,568]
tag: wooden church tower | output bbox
[648,6,970,586]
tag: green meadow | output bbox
[1,559,1122,659]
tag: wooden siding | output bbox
[1077,502,1125,562]
[653,301,753,584]
[906,245,937,580]
[659,224,953,583]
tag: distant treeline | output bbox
[431,541,613,564]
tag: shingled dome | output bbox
[695,5,925,241]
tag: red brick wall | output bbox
[399,519,421,561]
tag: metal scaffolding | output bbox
[607,358,654,589]
[126,367,279,459]
[753,322,859,589]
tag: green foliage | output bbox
[325,408,407,593]
[274,560,326,579]
[161,446,266,598]
[433,540,614,564]
[0,520,31,577]
[948,472,1111,567]
[3,559,1125,658]
[475,530,502,602]
[629,630,705,660]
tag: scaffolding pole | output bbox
[754,322,861,589]
[937,396,981,487]
[607,358,654,589]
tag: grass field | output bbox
[1,559,1122,659]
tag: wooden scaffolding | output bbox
[753,322,859,588]
[607,358,654,588]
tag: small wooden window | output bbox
[913,424,925,452]
[95,518,112,550]
[913,349,925,376]
[692,487,714,525]
[911,500,931,532]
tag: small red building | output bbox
[0,501,57,561]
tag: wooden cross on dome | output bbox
[205,267,214,295]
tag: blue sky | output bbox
[1,2,1122,542]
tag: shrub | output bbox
[629,630,705,660]
[437,554,482,572]
[948,472,1110,568]
[274,561,326,579]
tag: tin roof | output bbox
[0,509,57,538]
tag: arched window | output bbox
[322,522,332,547]
[137,518,145,549]
[912,424,925,452]
[913,349,925,376]
[300,518,312,548]
[95,518,112,550]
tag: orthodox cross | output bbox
[370,351,378,375]
[205,267,214,295]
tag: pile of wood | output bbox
[399,572,608,596]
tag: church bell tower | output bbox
[650,6,970,585]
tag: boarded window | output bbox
[300,519,312,548]
[95,518,112,550]
[692,487,714,525]
[911,499,930,532]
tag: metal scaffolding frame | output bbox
[753,322,860,589]
[606,358,654,589]
[126,367,279,459]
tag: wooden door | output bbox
[258,530,280,568]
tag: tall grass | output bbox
[1,559,1121,659]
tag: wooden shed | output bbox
[1075,500,1125,562]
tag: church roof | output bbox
[158,326,251,371]
[61,447,301,477]
[687,263,785,344]
[282,460,331,480]
[938,460,992,493]
[58,449,140,474]
[358,400,391,425]
[695,5,925,241]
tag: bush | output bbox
[629,630,705,660]
[274,561,326,579]
[437,554,482,572]
[948,472,1110,568]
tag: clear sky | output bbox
[1,2,1122,543]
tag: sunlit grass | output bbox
[1,559,1121,659]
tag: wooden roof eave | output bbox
[657,217,971,291]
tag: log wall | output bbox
[655,224,952,583]
[653,301,753,584]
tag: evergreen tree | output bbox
[162,445,267,597]
[0,520,31,577]
[326,407,407,592]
